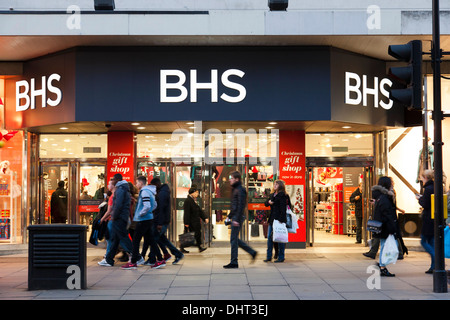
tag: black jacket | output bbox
[111,180,131,222]
[419,179,434,236]
[183,195,207,228]
[265,191,291,225]
[372,185,398,239]
[350,188,363,217]
[154,184,171,226]
[50,187,68,221]
[229,180,247,224]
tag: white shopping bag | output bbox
[380,234,399,266]
[287,209,298,234]
[273,219,289,243]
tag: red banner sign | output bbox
[107,131,135,183]
[279,130,306,244]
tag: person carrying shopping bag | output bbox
[372,176,400,277]
[264,180,292,263]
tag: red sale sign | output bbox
[107,131,135,183]
[279,130,306,244]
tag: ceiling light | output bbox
[137,127,146,130]
[131,122,140,126]
[342,126,351,129]
[265,126,274,129]
[186,122,195,125]
[268,122,277,125]
[60,127,68,130]
[64,139,71,142]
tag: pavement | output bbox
[1,239,450,301]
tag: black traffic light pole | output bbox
[431,0,448,293]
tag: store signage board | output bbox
[106,131,135,183]
[5,47,407,130]
[279,130,306,245]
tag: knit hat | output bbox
[188,187,197,195]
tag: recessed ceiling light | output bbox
[265,126,274,129]
[186,122,195,125]
[131,122,140,126]
[189,126,196,129]
[64,139,71,142]
[268,122,277,125]
[137,127,146,130]
[342,126,351,129]
[60,127,68,130]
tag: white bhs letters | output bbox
[160,69,246,103]
[16,73,62,112]
[345,72,393,110]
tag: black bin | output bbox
[28,224,87,290]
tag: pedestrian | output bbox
[223,171,257,268]
[372,176,399,277]
[150,178,184,265]
[182,187,209,253]
[50,180,68,223]
[416,169,435,274]
[122,175,163,269]
[264,180,290,263]
[98,173,133,267]
[350,183,363,244]
[363,177,407,259]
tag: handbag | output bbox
[367,219,382,234]
[179,231,196,248]
[272,219,289,243]
[444,226,450,259]
[287,208,299,234]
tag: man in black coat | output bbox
[183,187,208,253]
[350,183,363,244]
[223,171,257,269]
[417,170,435,273]
[50,180,68,223]
[150,178,184,264]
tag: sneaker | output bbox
[136,256,145,266]
[173,254,184,265]
[121,262,137,270]
[151,260,166,269]
[163,253,172,262]
[98,259,113,267]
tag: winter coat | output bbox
[419,179,434,236]
[265,191,292,225]
[111,180,131,222]
[229,180,247,224]
[154,184,171,226]
[183,195,207,229]
[372,185,398,239]
[50,187,68,222]
[350,188,363,217]
[133,185,157,222]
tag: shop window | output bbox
[306,133,373,157]
[39,134,107,159]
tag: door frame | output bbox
[305,157,375,247]
[38,159,106,225]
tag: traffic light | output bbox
[387,40,423,110]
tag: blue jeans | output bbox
[105,219,133,265]
[267,224,285,261]
[157,224,183,258]
[230,224,256,265]
[421,234,435,270]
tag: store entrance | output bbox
[38,161,106,226]
[305,157,374,247]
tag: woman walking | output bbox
[264,180,291,263]
[372,176,399,277]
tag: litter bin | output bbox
[28,224,87,290]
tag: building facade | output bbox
[0,0,449,248]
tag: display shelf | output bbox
[0,172,15,243]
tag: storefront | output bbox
[2,46,422,247]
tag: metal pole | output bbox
[432,0,448,293]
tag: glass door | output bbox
[78,162,106,228]
[39,162,70,224]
